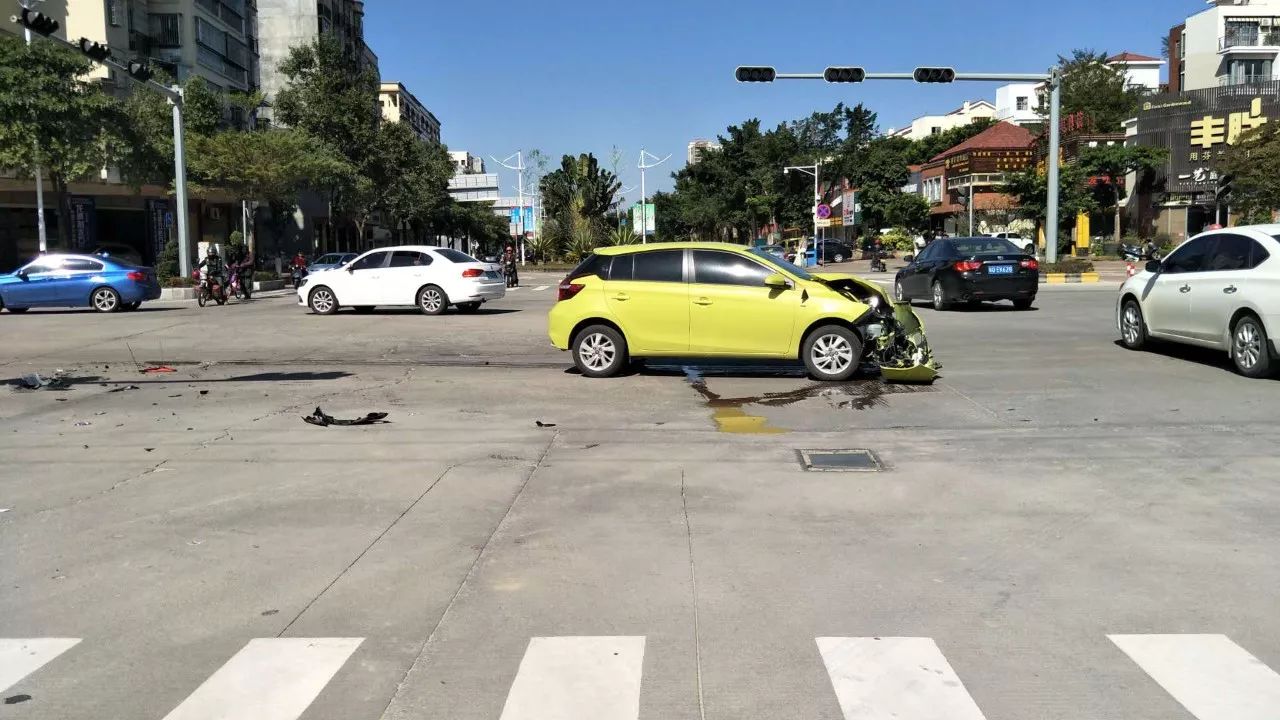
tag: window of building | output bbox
[1228,58,1272,84]
[152,13,182,47]
[930,126,942,135]
[106,0,123,26]
[1016,96,1029,111]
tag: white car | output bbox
[990,232,1033,255]
[1117,225,1280,378]
[298,246,505,315]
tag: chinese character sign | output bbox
[1191,98,1268,148]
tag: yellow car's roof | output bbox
[593,242,754,256]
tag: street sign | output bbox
[816,218,832,228]
[816,204,832,219]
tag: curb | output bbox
[1040,272,1100,284]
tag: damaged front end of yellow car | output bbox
[812,273,940,384]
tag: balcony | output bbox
[1219,73,1272,86]
[1218,31,1280,53]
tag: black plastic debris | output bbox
[108,385,140,393]
[14,373,69,391]
[302,407,389,427]
[4,694,32,705]
[535,420,557,428]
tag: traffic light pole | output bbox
[741,67,1062,263]
[12,15,193,274]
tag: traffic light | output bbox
[913,67,957,83]
[126,60,154,82]
[16,7,60,37]
[823,66,865,83]
[735,66,776,83]
[77,38,111,62]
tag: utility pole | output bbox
[18,0,49,254]
[492,151,526,264]
[1045,68,1063,264]
[637,150,670,243]
[969,179,975,236]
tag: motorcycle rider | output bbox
[503,244,519,288]
[291,251,308,288]
[197,246,226,297]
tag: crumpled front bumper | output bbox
[874,301,938,383]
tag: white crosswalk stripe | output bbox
[498,636,645,720]
[0,638,81,694]
[1109,634,1280,720]
[532,285,550,292]
[817,637,987,720]
[161,637,362,720]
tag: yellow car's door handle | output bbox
[693,297,713,306]
[612,293,630,301]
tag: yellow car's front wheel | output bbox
[572,325,629,378]
[802,325,864,382]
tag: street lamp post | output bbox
[492,151,526,264]
[784,164,821,265]
[637,150,670,243]
[739,66,1062,263]
[19,0,49,254]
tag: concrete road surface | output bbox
[2,282,1279,720]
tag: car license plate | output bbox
[988,264,1014,275]
[484,271,500,279]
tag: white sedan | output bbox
[1117,225,1280,377]
[298,246,505,315]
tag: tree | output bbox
[0,34,121,247]
[188,127,351,205]
[1051,49,1145,133]
[274,35,380,236]
[1216,123,1280,222]
[1002,163,1098,245]
[540,153,620,253]
[884,192,931,232]
[1078,144,1167,243]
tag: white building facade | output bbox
[379,82,441,144]
[1173,0,1280,91]
[887,101,997,141]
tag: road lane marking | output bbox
[161,638,362,720]
[532,285,549,292]
[816,637,987,720]
[1109,634,1280,720]
[499,636,645,720]
[0,638,81,694]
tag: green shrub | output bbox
[880,228,916,252]
[156,238,179,281]
[1041,259,1095,274]
[253,271,279,282]
[162,275,193,288]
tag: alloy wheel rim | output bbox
[580,333,616,371]
[312,290,334,313]
[1122,306,1141,345]
[933,284,942,305]
[895,282,904,301]
[811,334,854,375]
[94,289,117,311]
[422,289,442,312]
[1235,322,1261,369]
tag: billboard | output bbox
[1134,81,1280,194]
[631,203,656,236]
[69,196,96,250]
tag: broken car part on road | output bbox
[811,273,938,383]
[302,407,390,427]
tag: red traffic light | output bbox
[823,67,866,83]
[913,67,957,83]
[735,66,776,83]
[18,7,60,37]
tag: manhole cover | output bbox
[796,449,883,472]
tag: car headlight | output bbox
[868,295,882,310]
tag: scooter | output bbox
[1120,242,1161,262]
[193,270,228,307]
[504,260,519,288]
[291,265,307,289]
[229,269,246,300]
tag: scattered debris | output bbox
[535,420,557,428]
[260,609,279,616]
[4,694,32,705]
[188,539,203,546]
[74,421,92,427]
[144,448,155,452]
[141,365,177,375]
[584,443,599,450]
[168,394,183,398]
[0,508,10,513]
[302,407,389,427]
[14,373,69,391]
[55,398,67,402]
[93,411,107,416]
[198,390,209,396]
[107,385,140,393]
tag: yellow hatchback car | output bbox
[548,242,936,381]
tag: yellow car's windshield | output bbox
[749,248,812,281]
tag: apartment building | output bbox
[687,139,721,164]
[379,82,441,145]
[1169,0,1280,92]
[449,151,485,175]
[887,101,997,141]
[257,0,378,117]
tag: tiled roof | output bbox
[929,121,1035,162]
[1108,52,1161,63]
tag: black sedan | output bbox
[894,237,1038,310]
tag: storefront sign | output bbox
[1135,82,1280,193]
[69,196,96,250]
[146,199,170,260]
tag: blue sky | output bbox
[366,0,1203,200]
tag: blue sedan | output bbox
[0,254,162,313]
